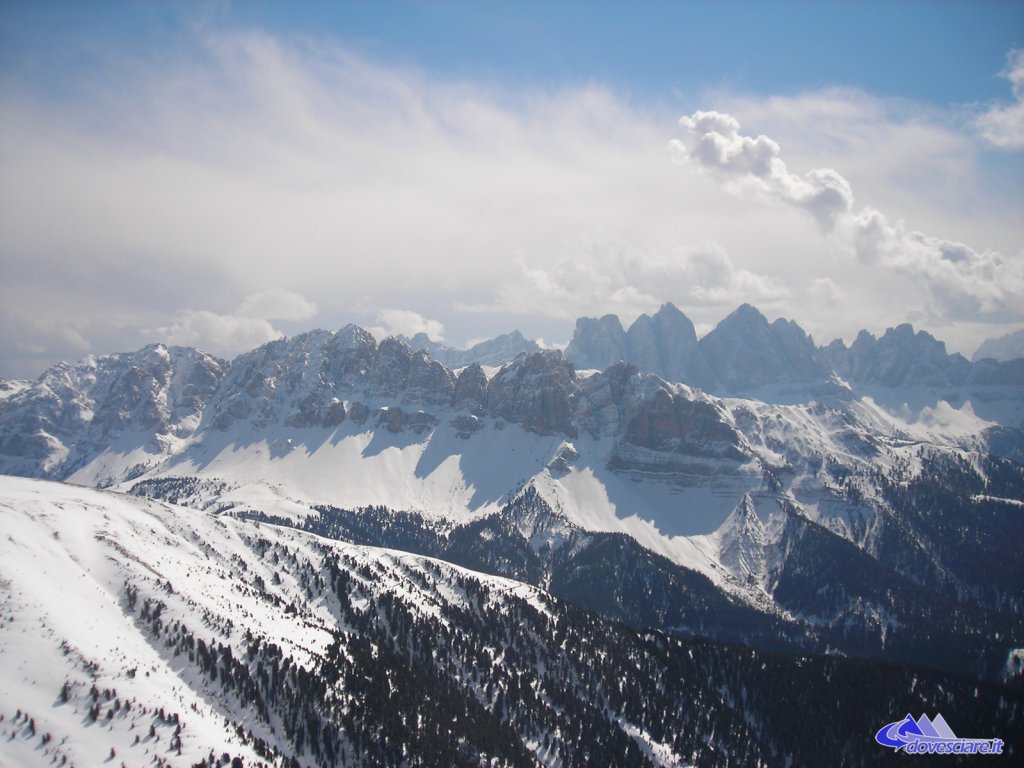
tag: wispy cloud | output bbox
[977,48,1024,150]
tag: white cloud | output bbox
[671,110,854,230]
[0,28,1020,373]
[238,289,318,321]
[846,208,1024,320]
[977,48,1024,150]
[671,108,1024,325]
[0,28,688,372]
[151,289,319,359]
[0,309,91,380]
[155,310,282,359]
[369,309,445,341]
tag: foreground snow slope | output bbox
[2,475,1021,768]
[0,476,546,767]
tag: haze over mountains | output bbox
[1,302,1022,766]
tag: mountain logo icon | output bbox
[875,713,1004,756]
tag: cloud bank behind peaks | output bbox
[153,289,318,359]
[671,110,1024,323]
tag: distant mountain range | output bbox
[403,329,540,368]
[1,303,1022,765]
[566,302,1023,402]
[974,328,1024,364]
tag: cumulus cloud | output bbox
[369,309,445,341]
[671,110,854,230]
[462,235,787,325]
[154,311,282,358]
[152,289,319,359]
[977,48,1024,150]
[672,109,1024,324]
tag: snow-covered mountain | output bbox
[974,329,1024,363]
[1,317,1022,690]
[0,343,226,479]
[3,476,1021,767]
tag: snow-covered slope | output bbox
[3,476,1021,768]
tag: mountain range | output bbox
[1,302,1022,766]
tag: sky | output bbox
[1,0,1023,378]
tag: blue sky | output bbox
[1,1,1023,377]
[4,2,1022,105]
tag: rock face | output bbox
[566,303,1024,404]
[564,314,630,371]
[453,363,488,412]
[405,330,540,368]
[486,350,579,437]
[619,383,746,460]
[567,302,843,397]
[627,302,715,388]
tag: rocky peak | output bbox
[368,336,416,395]
[566,303,716,390]
[564,314,628,371]
[574,362,638,437]
[699,305,833,395]
[404,350,456,406]
[717,493,769,585]
[325,324,378,389]
[454,363,488,412]
[973,329,1024,364]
